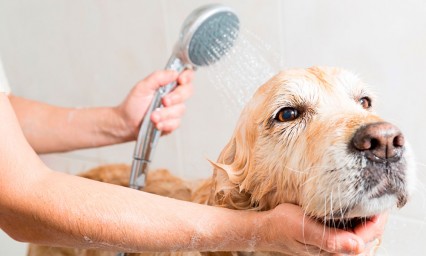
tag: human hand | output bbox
[343,213,388,256]
[257,203,384,255]
[117,69,194,139]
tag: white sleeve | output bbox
[0,57,11,94]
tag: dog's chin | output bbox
[350,194,400,217]
[321,194,399,230]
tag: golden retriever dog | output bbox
[28,67,416,256]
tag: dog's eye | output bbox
[275,107,299,122]
[359,97,372,109]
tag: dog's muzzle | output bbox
[351,121,408,207]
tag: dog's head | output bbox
[210,66,416,222]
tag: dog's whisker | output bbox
[299,166,336,186]
[329,192,335,226]
[281,165,305,174]
[320,195,329,255]
[301,213,317,256]
[408,172,426,217]
[337,185,347,230]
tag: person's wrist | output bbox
[110,106,139,142]
[251,210,273,252]
[227,210,270,252]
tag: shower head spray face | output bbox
[175,4,240,67]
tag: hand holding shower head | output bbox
[129,4,240,190]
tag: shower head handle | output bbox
[129,4,240,190]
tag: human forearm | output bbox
[9,169,367,254]
[8,70,193,154]
[9,95,134,153]
[2,167,261,252]
[2,94,252,251]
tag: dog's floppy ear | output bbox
[208,108,258,209]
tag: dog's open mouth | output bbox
[322,216,375,230]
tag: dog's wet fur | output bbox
[28,67,416,256]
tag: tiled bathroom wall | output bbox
[1,0,425,255]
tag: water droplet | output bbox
[203,28,282,116]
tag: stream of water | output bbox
[203,28,282,115]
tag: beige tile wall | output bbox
[0,0,425,255]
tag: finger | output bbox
[155,118,181,133]
[150,104,186,124]
[364,238,381,256]
[177,69,195,85]
[162,69,193,106]
[353,213,388,243]
[142,70,179,91]
[162,83,194,106]
[295,217,364,254]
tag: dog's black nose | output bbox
[352,122,404,162]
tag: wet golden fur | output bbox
[28,67,415,256]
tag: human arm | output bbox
[9,70,193,154]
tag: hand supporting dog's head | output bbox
[210,66,416,222]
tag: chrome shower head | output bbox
[173,4,240,67]
[129,4,239,192]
